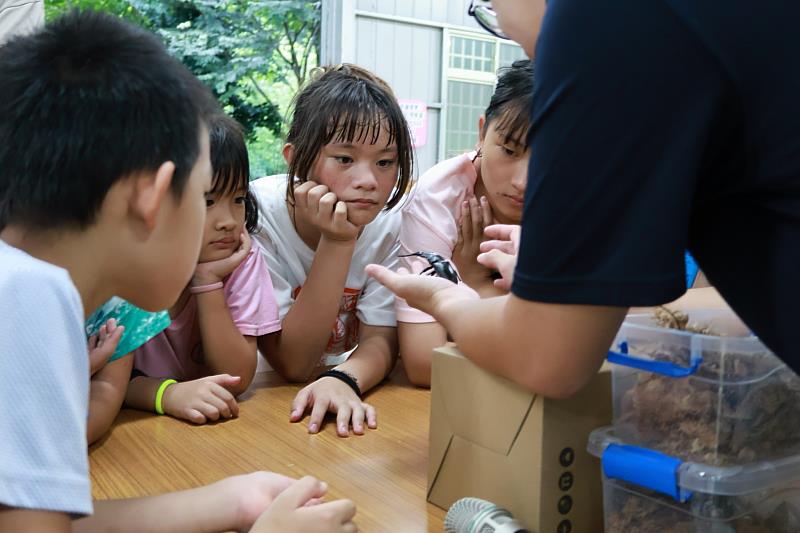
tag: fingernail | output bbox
[339,423,347,433]
[309,423,318,433]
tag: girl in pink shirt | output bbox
[125,114,281,423]
[397,59,534,386]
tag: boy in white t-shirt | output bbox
[0,11,355,533]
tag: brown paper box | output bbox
[428,345,611,533]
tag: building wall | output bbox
[355,0,479,29]
[353,15,443,174]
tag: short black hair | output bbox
[208,114,258,233]
[0,10,218,231]
[285,64,414,210]
[483,59,534,145]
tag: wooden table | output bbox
[89,368,446,532]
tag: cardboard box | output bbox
[428,345,611,533]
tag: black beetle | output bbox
[400,251,461,284]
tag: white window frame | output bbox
[440,29,511,161]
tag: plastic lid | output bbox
[610,310,786,382]
[589,426,800,496]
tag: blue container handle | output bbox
[603,444,692,502]
[607,342,702,378]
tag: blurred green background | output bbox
[46,0,321,178]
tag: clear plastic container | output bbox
[588,426,800,532]
[608,310,800,466]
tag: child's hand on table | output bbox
[87,318,124,376]
[290,376,377,438]
[478,223,521,291]
[193,232,252,286]
[162,374,242,423]
[249,475,357,533]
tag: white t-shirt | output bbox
[0,0,44,46]
[251,175,400,365]
[0,240,92,516]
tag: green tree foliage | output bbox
[46,1,320,175]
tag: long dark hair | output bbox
[482,59,534,145]
[208,114,258,233]
[284,64,414,210]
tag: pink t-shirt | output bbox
[133,242,281,380]
[397,152,477,323]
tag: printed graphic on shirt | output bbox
[292,286,362,360]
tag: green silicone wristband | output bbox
[155,379,177,415]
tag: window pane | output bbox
[481,42,496,72]
[449,35,495,73]
[499,43,527,68]
[445,81,494,159]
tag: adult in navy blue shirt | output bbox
[367,0,800,395]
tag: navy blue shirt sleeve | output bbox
[512,0,730,307]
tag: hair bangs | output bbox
[483,59,534,148]
[209,164,248,197]
[208,114,250,197]
[285,63,415,210]
[325,108,398,148]
[491,103,531,146]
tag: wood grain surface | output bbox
[89,367,446,532]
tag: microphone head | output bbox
[445,497,497,533]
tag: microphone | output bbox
[445,497,531,533]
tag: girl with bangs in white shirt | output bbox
[253,64,414,438]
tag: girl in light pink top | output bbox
[125,115,281,424]
[397,59,534,386]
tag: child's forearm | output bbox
[124,375,169,413]
[194,289,257,394]
[73,482,243,533]
[0,509,70,532]
[272,238,356,381]
[88,382,118,444]
[88,355,133,445]
[398,321,448,387]
[334,325,397,394]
